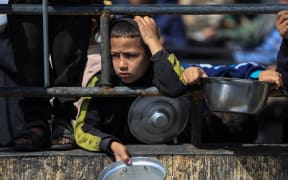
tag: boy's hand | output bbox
[276,10,288,39]
[258,70,283,90]
[181,67,208,85]
[110,141,132,165]
[134,16,163,55]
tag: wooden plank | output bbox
[0,145,288,179]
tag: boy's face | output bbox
[111,37,150,84]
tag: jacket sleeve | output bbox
[151,49,187,97]
[276,39,288,89]
[183,62,265,79]
[74,75,120,154]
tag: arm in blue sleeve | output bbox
[182,62,265,79]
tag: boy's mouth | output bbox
[119,73,131,78]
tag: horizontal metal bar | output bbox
[0,4,288,15]
[0,86,161,97]
[0,86,204,98]
[0,4,104,15]
[108,4,288,15]
[0,86,284,98]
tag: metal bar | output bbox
[0,86,203,97]
[0,87,161,97]
[0,4,104,15]
[107,4,288,15]
[100,12,112,87]
[42,0,50,87]
[1,4,288,15]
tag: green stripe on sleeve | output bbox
[74,75,102,151]
[167,53,185,84]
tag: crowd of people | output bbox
[0,0,288,165]
[114,0,281,67]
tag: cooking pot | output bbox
[98,157,166,180]
[200,77,272,114]
[128,96,191,144]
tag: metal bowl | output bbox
[200,77,272,114]
[98,157,166,180]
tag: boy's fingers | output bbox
[115,151,131,165]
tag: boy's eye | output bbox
[124,53,138,59]
[110,52,139,60]
[111,53,119,59]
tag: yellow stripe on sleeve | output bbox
[167,53,186,84]
[74,75,102,151]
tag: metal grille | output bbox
[0,3,286,97]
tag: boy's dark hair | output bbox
[110,17,151,56]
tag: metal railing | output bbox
[0,3,287,97]
[1,4,288,15]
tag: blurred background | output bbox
[104,0,280,70]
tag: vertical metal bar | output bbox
[42,0,50,87]
[100,12,112,87]
[190,99,202,146]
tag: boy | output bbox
[75,16,187,165]
[75,16,283,164]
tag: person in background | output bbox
[179,0,232,47]
[276,4,288,89]
[275,1,288,143]
[199,0,281,67]
[231,27,281,68]
[0,0,25,147]
[7,0,101,151]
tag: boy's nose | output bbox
[119,57,128,68]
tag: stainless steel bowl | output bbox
[98,157,166,180]
[200,77,272,114]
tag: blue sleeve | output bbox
[182,62,266,79]
[233,51,278,65]
[232,29,281,65]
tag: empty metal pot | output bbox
[200,77,272,114]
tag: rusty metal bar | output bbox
[1,4,288,15]
[0,86,161,97]
[0,85,282,97]
[100,12,112,87]
[0,86,204,97]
